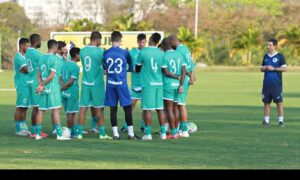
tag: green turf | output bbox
[0,67,300,169]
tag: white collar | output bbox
[268,52,278,57]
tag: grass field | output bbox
[0,67,300,169]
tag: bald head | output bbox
[168,34,180,49]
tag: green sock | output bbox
[20,120,28,130]
[78,125,83,136]
[123,122,128,129]
[171,128,177,136]
[54,124,63,136]
[98,126,106,136]
[144,126,152,136]
[90,116,97,129]
[15,121,22,132]
[140,120,145,128]
[31,125,36,134]
[52,125,56,131]
[182,122,188,132]
[160,125,166,134]
[179,122,183,130]
[36,124,42,136]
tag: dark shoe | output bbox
[120,127,128,133]
[262,120,269,126]
[113,136,121,140]
[279,122,284,128]
[128,134,141,140]
[140,127,145,133]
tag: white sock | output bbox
[127,126,134,136]
[264,116,270,123]
[165,123,169,132]
[278,116,284,123]
[112,126,119,137]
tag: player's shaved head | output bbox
[161,38,172,51]
[29,34,41,48]
[168,34,180,49]
[137,33,146,41]
[47,39,58,49]
[149,33,161,45]
[19,38,29,46]
[111,31,123,42]
[19,38,30,53]
[70,47,80,60]
[90,31,102,41]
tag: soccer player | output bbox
[261,39,287,127]
[136,32,166,140]
[103,31,138,140]
[60,47,80,138]
[77,31,111,140]
[121,33,147,133]
[160,38,187,139]
[25,34,48,138]
[169,35,196,135]
[14,38,31,136]
[35,39,70,140]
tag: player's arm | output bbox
[59,77,64,87]
[41,70,56,86]
[19,65,28,74]
[126,51,133,72]
[162,68,180,80]
[135,52,143,73]
[61,78,75,90]
[37,69,42,85]
[179,66,187,93]
[260,57,267,72]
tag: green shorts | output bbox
[80,85,105,108]
[178,77,190,106]
[131,87,141,100]
[28,84,40,107]
[62,95,79,114]
[141,87,163,110]
[39,93,62,110]
[163,89,179,102]
[16,87,30,108]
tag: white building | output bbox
[12,0,104,26]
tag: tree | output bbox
[108,14,153,31]
[64,18,104,32]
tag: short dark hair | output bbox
[150,33,161,44]
[19,38,29,46]
[70,47,80,59]
[90,31,102,41]
[137,33,147,41]
[111,31,122,42]
[29,34,41,44]
[268,39,278,46]
[161,37,172,50]
[47,39,58,49]
[57,41,67,50]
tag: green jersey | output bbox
[25,48,43,86]
[137,46,164,88]
[39,54,61,94]
[161,50,186,90]
[14,52,28,90]
[55,54,65,77]
[61,60,80,98]
[129,48,141,88]
[80,46,105,87]
[176,44,195,73]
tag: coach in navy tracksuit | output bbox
[261,39,287,127]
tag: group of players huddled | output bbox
[13,31,196,141]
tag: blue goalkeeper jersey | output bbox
[103,46,133,87]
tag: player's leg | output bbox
[15,88,30,136]
[156,88,166,139]
[141,88,155,140]
[89,107,98,133]
[110,106,119,139]
[142,110,152,140]
[164,100,176,138]
[274,86,284,127]
[77,86,92,138]
[35,109,45,140]
[262,86,271,125]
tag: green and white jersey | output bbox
[56,54,65,77]
[39,54,61,94]
[137,46,164,88]
[80,46,105,87]
[129,48,141,89]
[161,50,186,90]
[14,52,28,90]
[176,44,195,73]
[25,48,43,86]
[61,60,80,98]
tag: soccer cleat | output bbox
[128,135,140,140]
[57,135,71,141]
[279,122,284,128]
[160,133,166,140]
[35,134,43,140]
[166,134,179,140]
[120,127,128,133]
[179,131,189,138]
[142,135,152,140]
[89,128,99,133]
[16,129,31,136]
[262,120,269,126]
[99,134,113,140]
[83,130,88,134]
[77,135,83,139]
[113,136,121,140]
